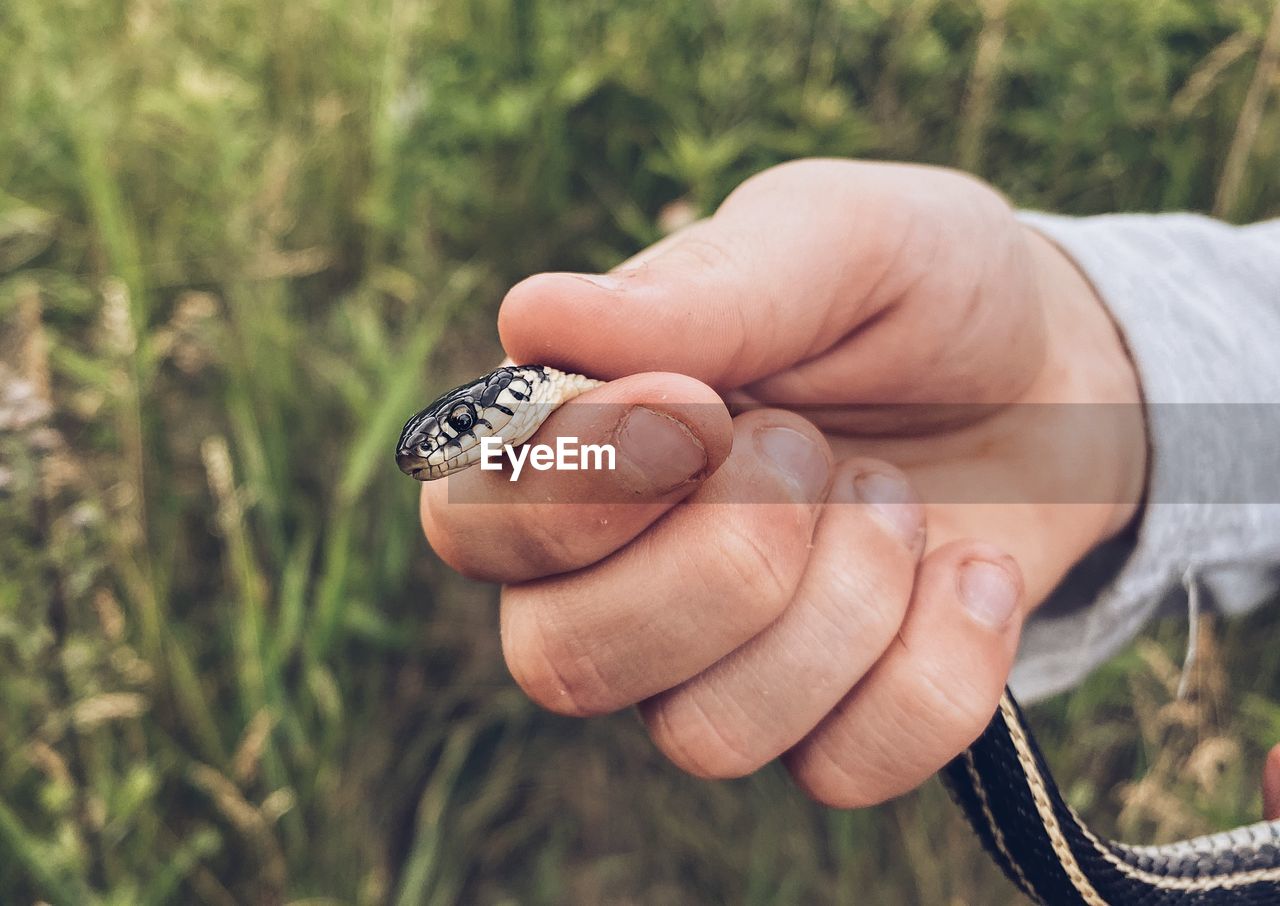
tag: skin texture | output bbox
[420,158,1157,808]
[1264,745,1280,821]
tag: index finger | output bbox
[420,371,732,583]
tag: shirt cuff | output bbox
[1010,212,1280,701]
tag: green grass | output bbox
[2,0,1280,902]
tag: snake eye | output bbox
[447,405,474,432]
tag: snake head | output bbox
[394,363,545,481]
[395,365,553,481]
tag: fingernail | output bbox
[755,426,829,502]
[957,560,1019,629]
[851,471,923,550]
[615,407,707,494]
[569,273,625,292]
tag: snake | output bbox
[396,363,1280,905]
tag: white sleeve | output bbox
[1011,212,1280,701]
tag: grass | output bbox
[2,0,1280,902]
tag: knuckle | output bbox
[420,494,528,582]
[441,508,600,583]
[824,563,912,651]
[785,700,943,809]
[786,740,884,809]
[509,508,598,574]
[909,656,1001,747]
[433,536,504,583]
[500,594,615,718]
[702,515,803,625]
[945,166,1014,214]
[421,526,501,584]
[670,232,736,273]
[645,693,764,780]
[726,159,812,200]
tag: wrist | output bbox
[1024,225,1148,542]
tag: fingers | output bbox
[498,160,1020,393]
[782,540,1024,808]
[482,397,1025,805]
[499,410,833,717]
[420,372,732,583]
[1264,744,1280,821]
[638,459,926,778]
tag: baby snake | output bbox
[396,364,1280,905]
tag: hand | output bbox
[1265,746,1280,820]
[420,159,1147,807]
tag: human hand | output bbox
[419,159,1146,806]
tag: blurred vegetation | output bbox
[2,0,1279,902]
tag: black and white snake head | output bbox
[395,364,600,481]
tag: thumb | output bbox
[498,160,1006,390]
